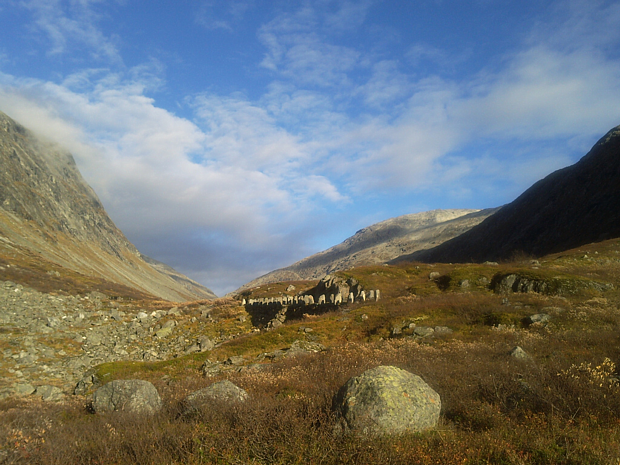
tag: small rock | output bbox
[162,319,177,329]
[434,326,453,336]
[155,326,173,338]
[286,285,296,292]
[526,313,551,325]
[13,383,36,397]
[167,307,181,316]
[269,319,283,329]
[185,344,201,354]
[225,355,245,366]
[287,340,325,355]
[34,385,64,402]
[46,317,61,328]
[199,337,215,352]
[184,380,248,412]
[429,272,441,280]
[413,326,435,338]
[201,360,222,376]
[510,346,529,360]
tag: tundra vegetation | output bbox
[1,239,620,464]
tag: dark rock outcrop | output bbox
[397,125,620,264]
[491,272,613,296]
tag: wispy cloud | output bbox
[355,60,412,108]
[19,0,121,62]
[258,7,360,87]
[323,0,373,32]
[195,0,255,31]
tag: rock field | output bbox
[0,280,240,400]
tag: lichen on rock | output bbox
[333,365,441,435]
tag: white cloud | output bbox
[453,46,620,139]
[0,65,349,249]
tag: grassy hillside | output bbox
[2,239,620,464]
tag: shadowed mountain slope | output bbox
[0,110,216,301]
[394,124,620,265]
[237,208,497,291]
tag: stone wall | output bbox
[243,275,380,328]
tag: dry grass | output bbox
[2,239,620,464]
[2,334,620,464]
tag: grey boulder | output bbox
[333,365,441,435]
[92,379,162,415]
[184,380,248,412]
[34,385,64,402]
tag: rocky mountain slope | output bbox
[238,208,497,291]
[394,124,620,265]
[0,110,216,301]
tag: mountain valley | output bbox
[0,115,619,464]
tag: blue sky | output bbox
[1,0,619,296]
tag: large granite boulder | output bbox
[184,380,248,413]
[333,365,440,435]
[92,380,162,415]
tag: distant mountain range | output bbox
[4,107,618,300]
[394,124,620,264]
[240,123,620,292]
[0,111,215,301]
[237,208,498,291]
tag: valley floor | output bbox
[1,239,620,464]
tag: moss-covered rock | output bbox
[491,272,613,296]
[333,365,440,435]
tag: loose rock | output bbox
[34,385,64,402]
[510,346,529,359]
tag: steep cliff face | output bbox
[237,208,497,291]
[0,111,216,301]
[397,124,620,264]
